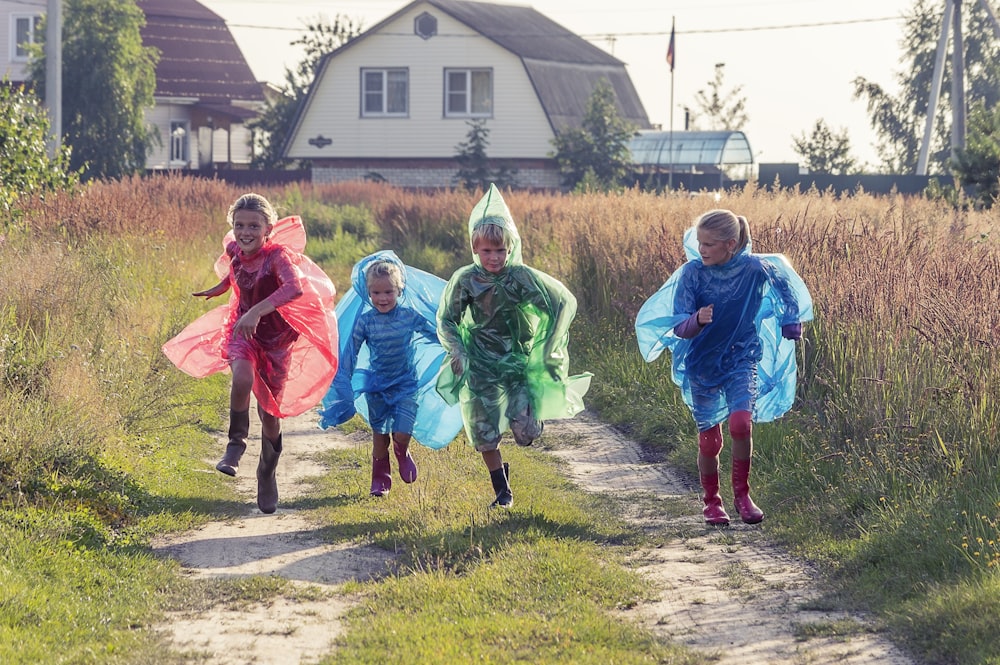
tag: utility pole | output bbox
[45,0,62,157]
[916,0,1000,174]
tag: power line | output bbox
[224,14,904,36]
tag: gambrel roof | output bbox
[137,0,263,105]
[317,0,650,133]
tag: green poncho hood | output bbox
[468,184,523,267]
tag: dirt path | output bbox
[153,410,914,665]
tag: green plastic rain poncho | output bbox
[436,185,592,448]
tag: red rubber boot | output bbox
[370,456,392,497]
[393,441,418,484]
[700,472,731,525]
[732,458,764,524]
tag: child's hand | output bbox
[450,354,466,376]
[545,360,562,382]
[781,323,802,341]
[697,304,714,326]
[233,312,261,340]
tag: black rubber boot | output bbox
[489,462,512,509]
[216,409,249,476]
[256,434,283,514]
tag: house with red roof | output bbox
[1,0,265,170]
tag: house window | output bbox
[361,68,408,117]
[11,14,42,62]
[445,69,492,117]
[170,121,189,163]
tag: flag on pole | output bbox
[666,23,675,72]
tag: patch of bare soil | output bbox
[545,413,914,665]
[151,412,393,665]
[152,409,915,664]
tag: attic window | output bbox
[414,12,437,40]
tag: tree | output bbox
[453,119,518,191]
[250,15,361,169]
[0,81,78,216]
[29,0,158,181]
[853,0,1000,174]
[953,100,1000,207]
[550,79,637,191]
[686,63,748,131]
[792,119,858,174]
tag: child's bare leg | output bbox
[217,359,254,476]
[391,432,417,483]
[698,424,730,525]
[729,410,763,524]
[370,432,391,497]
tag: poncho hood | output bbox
[351,250,407,308]
[468,184,523,267]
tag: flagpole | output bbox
[668,16,675,190]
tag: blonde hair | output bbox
[471,219,511,250]
[365,259,404,292]
[227,192,277,227]
[696,209,751,254]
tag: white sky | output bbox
[201,0,922,169]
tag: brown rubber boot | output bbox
[256,434,282,514]
[216,409,249,476]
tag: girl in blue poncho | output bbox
[635,209,813,525]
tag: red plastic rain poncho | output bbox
[162,216,338,417]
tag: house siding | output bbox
[287,2,555,162]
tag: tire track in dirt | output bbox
[544,412,915,665]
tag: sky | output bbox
[200,0,922,169]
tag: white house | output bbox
[1,0,265,171]
[283,0,651,189]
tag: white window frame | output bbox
[360,68,409,117]
[11,14,42,62]
[169,121,190,165]
[444,68,493,118]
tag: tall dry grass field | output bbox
[3,176,999,663]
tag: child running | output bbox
[162,193,338,514]
[635,209,812,525]
[437,184,592,509]
[319,250,462,496]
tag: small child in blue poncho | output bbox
[320,251,461,497]
[635,209,813,525]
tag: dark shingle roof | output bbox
[138,0,263,103]
[424,0,622,65]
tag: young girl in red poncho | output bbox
[163,193,338,514]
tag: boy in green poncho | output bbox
[437,184,592,509]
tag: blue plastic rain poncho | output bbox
[436,184,592,448]
[635,226,813,430]
[319,250,463,450]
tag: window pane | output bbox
[363,71,384,113]
[470,71,492,114]
[447,71,467,114]
[15,18,30,57]
[387,70,407,113]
